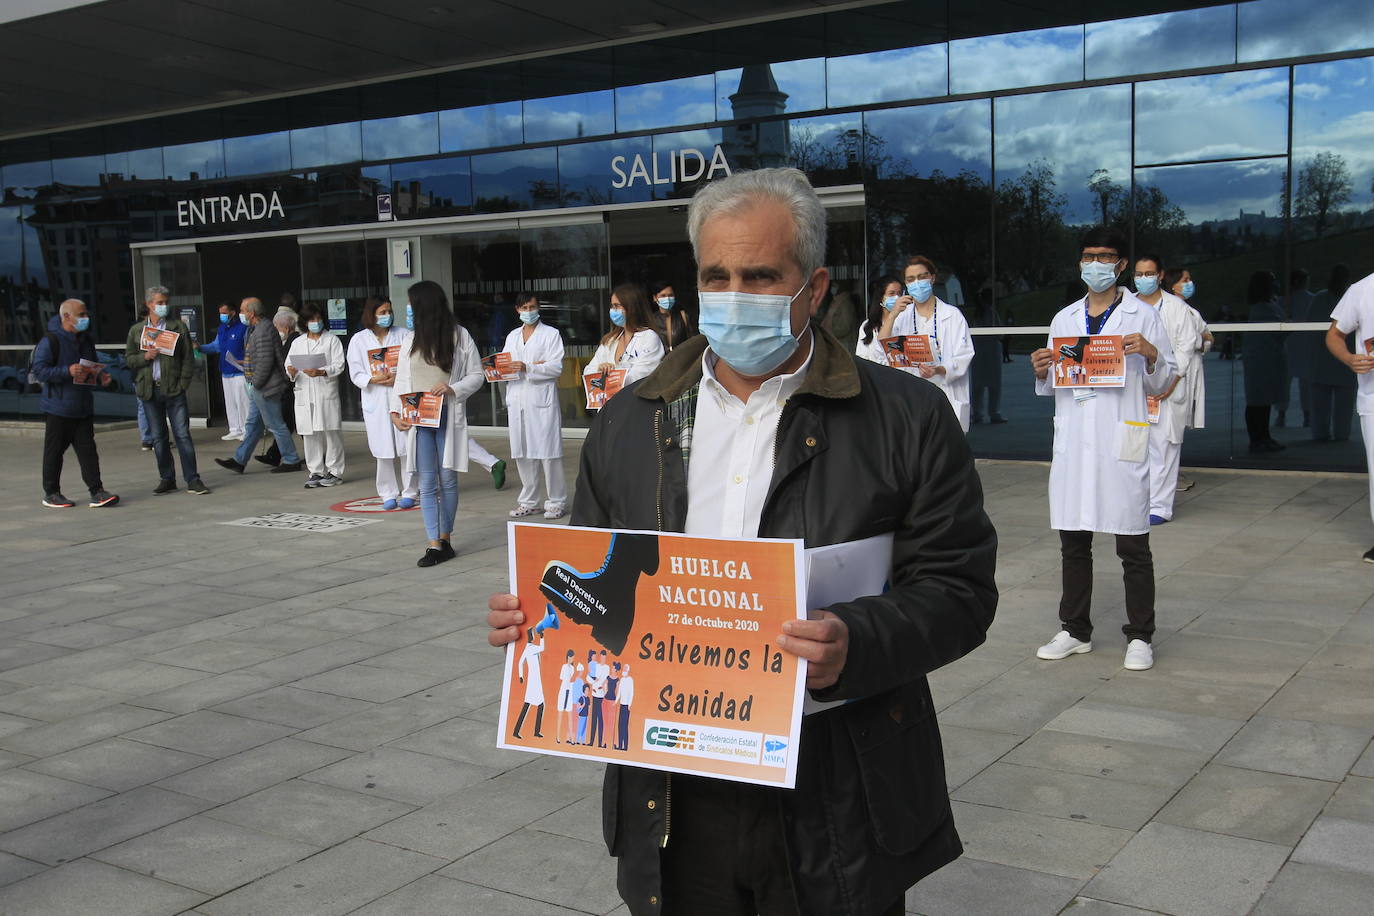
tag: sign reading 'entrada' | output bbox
[611,146,731,189]
[176,191,286,228]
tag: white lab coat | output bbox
[1036,293,1178,536]
[1150,290,1209,444]
[519,640,545,706]
[347,326,412,459]
[583,328,664,387]
[502,321,565,460]
[388,327,485,474]
[285,333,344,435]
[855,297,975,431]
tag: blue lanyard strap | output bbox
[1085,295,1121,335]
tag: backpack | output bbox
[25,331,60,392]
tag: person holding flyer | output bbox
[1323,269,1374,562]
[488,168,998,916]
[502,292,568,519]
[389,280,484,567]
[286,302,346,488]
[197,302,249,440]
[582,284,664,398]
[347,296,418,509]
[1031,228,1176,672]
[855,257,974,431]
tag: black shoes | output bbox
[254,454,279,467]
[1363,546,1374,564]
[153,478,177,494]
[88,490,119,507]
[216,457,246,474]
[42,493,75,508]
[187,479,211,495]
[270,462,304,473]
[417,540,456,568]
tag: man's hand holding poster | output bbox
[1051,335,1126,387]
[499,523,807,788]
[583,368,627,409]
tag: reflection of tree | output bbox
[1296,151,1353,238]
[788,125,881,185]
[1088,169,1125,228]
[1128,186,1187,238]
[997,159,1068,291]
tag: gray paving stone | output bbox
[1291,816,1374,876]
[363,643,504,679]
[1299,643,1374,685]
[1251,862,1374,916]
[953,762,1175,830]
[0,850,45,890]
[903,857,1082,916]
[211,685,375,728]
[949,801,1133,880]
[0,712,44,739]
[141,639,289,674]
[439,829,621,914]
[74,660,208,695]
[208,778,415,847]
[235,638,387,682]
[154,737,352,804]
[1324,775,1374,823]
[292,663,449,703]
[1084,672,1276,721]
[350,614,470,649]
[1217,715,1371,781]
[0,858,206,915]
[1001,729,1208,790]
[941,682,1089,737]
[24,621,144,650]
[290,606,409,634]
[122,710,295,758]
[1154,763,1336,845]
[0,641,74,674]
[0,683,129,722]
[1058,898,1168,915]
[1044,702,1245,755]
[220,623,342,651]
[0,703,172,757]
[351,875,589,915]
[1258,675,1374,729]
[131,672,281,715]
[386,715,532,770]
[0,785,212,866]
[303,747,498,806]
[1083,822,1289,916]
[1354,740,1374,778]
[26,737,209,792]
[196,838,444,916]
[0,769,112,833]
[93,814,319,895]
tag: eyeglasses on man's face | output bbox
[1079,252,1121,265]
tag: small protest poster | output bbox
[399,391,442,428]
[879,334,935,368]
[1051,335,1126,388]
[583,368,627,409]
[483,352,519,383]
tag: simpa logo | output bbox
[644,725,697,750]
[762,735,789,768]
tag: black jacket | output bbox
[573,326,998,916]
[244,318,290,399]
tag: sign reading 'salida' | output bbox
[176,191,286,228]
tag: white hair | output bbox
[687,168,827,277]
[144,285,170,302]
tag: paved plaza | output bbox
[0,427,1371,915]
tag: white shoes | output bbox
[510,506,540,518]
[543,507,567,520]
[1036,630,1092,660]
[1124,639,1154,671]
[220,432,238,441]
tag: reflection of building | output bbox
[723,64,790,171]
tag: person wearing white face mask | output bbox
[583,284,664,395]
[855,256,975,431]
[347,297,419,509]
[1031,228,1176,673]
[652,281,695,352]
[502,292,568,519]
[287,302,346,488]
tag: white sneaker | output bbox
[1124,639,1154,671]
[220,432,237,441]
[1036,630,1092,660]
[543,507,567,520]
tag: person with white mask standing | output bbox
[348,296,418,509]
[856,255,975,431]
[583,283,665,391]
[1031,227,1176,672]
[286,302,347,488]
[501,292,569,520]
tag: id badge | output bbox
[1073,387,1096,403]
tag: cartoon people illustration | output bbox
[512,628,546,739]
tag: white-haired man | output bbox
[487,168,997,915]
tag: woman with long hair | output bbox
[285,301,346,488]
[582,283,665,399]
[855,273,904,351]
[651,280,695,352]
[347,296,417,509]
[388,280,484,567]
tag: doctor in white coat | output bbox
[347,297,417,509]
[583,283,665,392]
[285,302,346,488]
[1133,256,1210,524]
[502,292,568,520]
[388,281,485,568]
[855,256,975,431]
[1031,228,1176,673]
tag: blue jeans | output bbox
[234,387,299,466]
[141,389,199,483]
[414,406,458,541]
[136,399,152,444]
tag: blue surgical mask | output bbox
[609,307,626,327]
[74,316,90,332]
[1180,281,1196,300]
[153,304,168,319]
[907,279,933,303]
[1135,275,1159,297]
[657,297,675,311]
[519,310,540,325]
[698,283,808,377]
[882,296,898,311]
[219,313,230,325]
[1080,261,1119,294]
[307,321,323,334]
[405,303,414,331]
[376,313,393,328]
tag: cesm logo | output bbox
[644,725,697,749]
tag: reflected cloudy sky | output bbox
[362,113,438,162]
[1135,69,1288,165]
[289,123,361,171]
[1294,57,1374,211]
[825,45,947,109]
[951,26,1083,95]
[863,99,990,179]
[1239,0,1374,62]
[524,91,615,145]
[1137,160,1285,225]
[391,155,473,209]
[1086,6,1236,80]
[440,102,522,153]
[615,75,715,133]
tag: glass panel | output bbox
[472,148,559,212]
[819,204,869,355]
[301,239,387,422]
[127,147,164,181]
[449,227,522,427]
[650,129,725,201]
[1085,6,1236,80]
[2,160,54,201]
[950,25,1083,95]
[1239,0,1374,62]
[559,137,653,206]
[51,155,105,187]
[439,101,523,152]
[716,59,825,121]
[0,205,50,346]
[390,155,473,218]
[524,91,615,144]
[994,86,1130,326]
[963,331,1057,458]
[824,44,948,108]
[361,112,439,162]
[224,131,292,177]
[1135,69,1288,166]
[290,122,362,170]
[615,75,716,133]
[163,139,225,181]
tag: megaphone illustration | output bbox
[532,603,561,636]
[539,533,659,654]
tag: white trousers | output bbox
[468,439,498,471]
[516,457,566,512]
[376,456,418,502]
[303,430,345,478]
[1363,415,1374,524]
[222,374,248,436]
[1148,423,1181,520]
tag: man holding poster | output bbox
[1030,228,1176,673]
[489,168,998,916]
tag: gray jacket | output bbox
[245,317,289,398]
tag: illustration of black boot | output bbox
[539,532,659,654]
[1058,337,1089,362]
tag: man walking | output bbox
[488,168,998,915]
[32,299,119,508]
[216,297,303,475]
[125,285,210,495]
[199,301,249,440]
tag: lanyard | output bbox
[915,301,939,355]
[1085,293,1122,335]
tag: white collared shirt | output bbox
[684,332,814,538]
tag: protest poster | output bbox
[1051,335,1126,388]
[72,358,103,386]
[398,391,443,428]
[879,334,935,368]
[140,326,180,356]
[367,346,400,375]
[583,368,627,409]
[483,352,519,382]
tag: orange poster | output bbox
[583,368,628,409]
[879,334,935,368]
[483,352,519,382]
[499,523,807,788]
[1051,335,1125,388]
[1146,395,1161,424]
[140,326,180,355]
[367,346,400,375]
[398,391,443,428]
